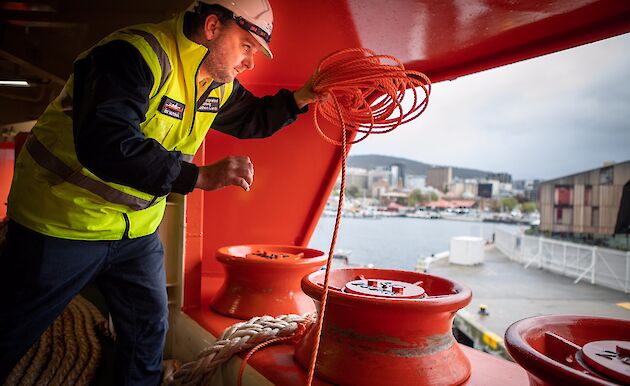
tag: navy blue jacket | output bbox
[72,39,305,197]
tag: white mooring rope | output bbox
[164,314,313,386]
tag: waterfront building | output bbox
[379,191,409,207]
[539,160,630,235]
[346,167,369,196]
[446,179,478,198]
[427,167,452,192]
[477,179,501,198]
[405,174,426,190]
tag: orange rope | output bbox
[306,48,430,385]
[236,47,430,386]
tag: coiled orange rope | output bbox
[236,47,430,385]
[305,47,430,385]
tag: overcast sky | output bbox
[350,33,630,181]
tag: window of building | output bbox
[562,208,573,225]
[584,185,592,206]
[592,207,599,227]
[600,166,613,184]
[554,186,573,205]
[555,208,563,224]
[554,207,574,225]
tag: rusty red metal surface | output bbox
[189,276,529,385]
[0,141,15,218]
[210,245,325,319]
[505,315,630,386]
[294,268,472,386]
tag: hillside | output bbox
[347,154,494,179]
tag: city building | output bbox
[477,180,502,198]
[426,167,452,192]
[405,174,426,190]
[539,160,630,235]
[513,179,542,201]
[478,183,493,198]
[346,167,369,196]
[446,179,478,198]
[367,167,391,196]
[487,172,513,183]
[390,163,404,189]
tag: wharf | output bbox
[426,246,630,358]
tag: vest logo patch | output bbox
[159,96,185,120]
[198,97,220,113]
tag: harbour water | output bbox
[309,216,521,270]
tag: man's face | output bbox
[204,20,261,83]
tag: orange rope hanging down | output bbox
[236,48,431,386]
[307,48,431,385]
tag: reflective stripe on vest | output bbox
[59,86,73,118]
[123,29,172,95]
[26,135,157,211]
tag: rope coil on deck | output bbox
[2,296,109,386]
[164,314,313,386]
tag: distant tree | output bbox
[429,192,439,201]
[408,189,425,207]
[346,186,359,198]
[501,197,519,211]
[521,201,538,214]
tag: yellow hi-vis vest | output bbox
[8,12,234,240]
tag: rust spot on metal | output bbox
[327,325,454,357]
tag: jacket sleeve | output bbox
[210,79,307,139]
[72,40,198,196]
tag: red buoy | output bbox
[294,268,472,386]
[210,245,326,319]
[505,315,630,386]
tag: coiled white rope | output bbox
[164,313,313,386]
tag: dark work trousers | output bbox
[0,220,168,386]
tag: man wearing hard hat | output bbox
[0,0,324,384]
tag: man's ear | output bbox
[203,14,221,40]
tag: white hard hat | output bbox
[190,0,274,59]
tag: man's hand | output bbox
[195,156,254,192]
[294,71,329,109]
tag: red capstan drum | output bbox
[210,245,326,319]
[505,315,630,386]
[294,268,473,386]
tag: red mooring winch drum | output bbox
[505,315,630,386]
[210,245,326,319]
[294,268,473,386]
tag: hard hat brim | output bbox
[251,33,273,59]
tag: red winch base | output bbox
[210,245,326,319]
[505,315,630,386]
[294,268,473,386]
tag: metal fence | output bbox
[494,228,630,293]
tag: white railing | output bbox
[494,228,630,293]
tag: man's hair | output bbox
[189,3,234,32]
